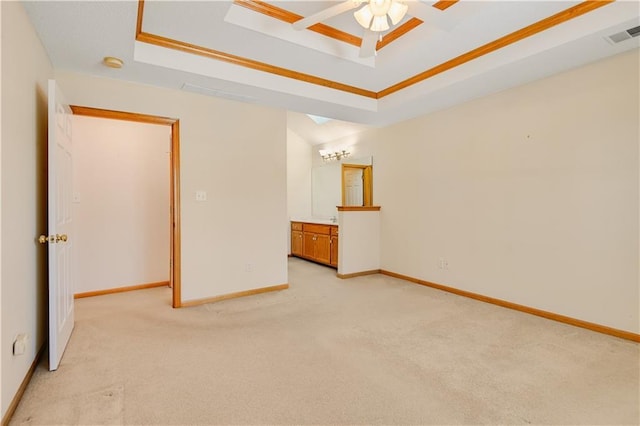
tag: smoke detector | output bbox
[103,56,124,69]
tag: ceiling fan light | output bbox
[387,1,408,25]
[369,0,392,16]
[354,5,374,29]
[370,15,389,31]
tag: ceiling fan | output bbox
[292,0,456,58]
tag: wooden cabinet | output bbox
[330,226,339,267]
[304,232,330,264]
[291,222,303,256]
[291,221,338,268]
[291,231,303,256]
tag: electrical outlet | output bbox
[244,263,253,272]
[195,190,207,202]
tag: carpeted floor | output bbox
[10,258,640,425]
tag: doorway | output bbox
[341,164,373,207]
[70,106,182,308]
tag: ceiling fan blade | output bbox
[405,0,457,31]
[292,1,362,30]
[359,29,378,58]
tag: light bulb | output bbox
[369,0,391,16]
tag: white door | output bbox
[47,80,75,371]
[344,168,364,206]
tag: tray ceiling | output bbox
[23,1,640,131]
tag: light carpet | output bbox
[11,258,640,425]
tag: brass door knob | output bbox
[39,234,68,244]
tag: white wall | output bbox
[55,71,288,303]
[286,128,312,252]
[319,50,640,334]
[287,129,312,219]
[338,210,380,275]
[1,2,52,417]
[73,116,171,294]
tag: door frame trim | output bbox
[341,163,373,207]
[70,105,182,308]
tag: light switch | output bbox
[13,333,28,356]
[195,190,207,202]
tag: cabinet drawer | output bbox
[291,222,303,231]
[330,226,339,236]
[303,223,331,235]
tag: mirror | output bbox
[311,156,372,217]
[311,162,341,218]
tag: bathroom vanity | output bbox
[291,220,338,268]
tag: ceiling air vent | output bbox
[605,25,640,44]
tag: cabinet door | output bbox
[315,234,331,264]
[303,232,316,259]
[291,230,303,256]
[330,235,338,267]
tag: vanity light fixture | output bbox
[319,148,351,162]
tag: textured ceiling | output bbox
[22,1,640,142]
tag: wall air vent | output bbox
[605,25,640,44]
[181,83,256,103]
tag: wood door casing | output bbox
[342,164,373,207]
[69,105,181,308]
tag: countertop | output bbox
[290,218,338,226]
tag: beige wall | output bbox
[319,50,639,334]
[1,0,637,418]
[287,129,312,219]
[55,71,288,303]
[1,2,53,417]
[1,1,287,413]
[286,128,312,252]
[0,0,3,413]
[338,210,380,275]
[73,116,171,294]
